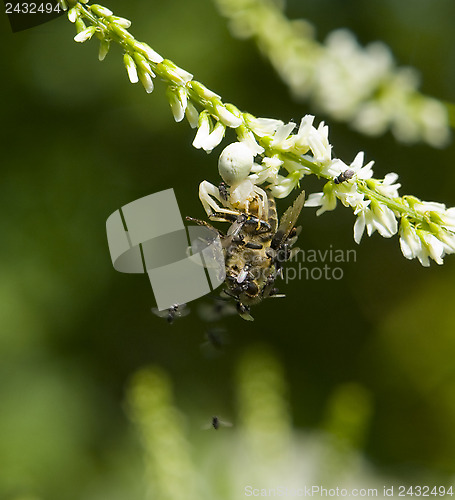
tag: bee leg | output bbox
[237,302,254,321]
[268,288,286,298]
[185,216,224,235]
[218,182,229,201]
[260,274,276,299]
[243,216,271,234]
[209,211,240,224]
[220,289,236,300]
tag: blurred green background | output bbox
[1,0,455,498]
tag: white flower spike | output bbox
[62,0,455,267]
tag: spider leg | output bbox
[199,181,239,221]
[252,184,269,221]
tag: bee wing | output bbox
[152,304,189,320]
[200,328,230,358]
[151,307,169,318]
[198,297,237,322]
[271,190,305,250]
[175,304,190,318]
[226,215,245,237]
[217,419,233,427]
[201,417,233,430]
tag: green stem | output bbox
[357,184,424,223]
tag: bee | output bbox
[151,303,190,324]
[198,296,237,322]
[186,143,306,320]
[187,190,305,320]
[210,416,233,430]
[200,327,230,358]
[334,169,355,184]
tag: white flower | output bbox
[399,218,423,261]
[420,97,451,148]
[263,155,283,170]
[400,216,452,266]
[353,201,397,243]
[250,156,282,185]
[90,4,113,17]
[353,207,376,243]
[435,228,455,254]
[304,150,383,223]
[236,128,265,155]
[246,117,284,137]
[324,158,349,178]
[314,30,394,121]
[190,82,221,101]
[371,202,398,238]
[185,102,199,129]
[410,200,455,232]
[203,121,226,153]
[193,113,226,153]
[98,39,110,61]
[282,158,312,176]
[353,102,389,136]
[264,156,313,196]
[167,87,188,122]
[165,63,193,85]
[349,152,374,179]
[271,122,296,150]
[292,115,315,153]
[284,116,332,164]
[305,192,324,207]
[324,152,370,180]
[305,183,337,215]
[308,121,332,163]
[133,42,164,64]
[269,172,302,199]
[68,6,78,23]
[440,207,455,231]
[419,231,445,266]
[306,164,366,216]
[123,53,138,84]
[74,26,97,43]
[376,173,401,198]
[138,70,154,94]
[215,104,243,128]
[335,184,365,211]
[133,53,156,77]
[192,112,212,150]
[413,200,448,215]
[109,16,132,29]
[110,24,133,42]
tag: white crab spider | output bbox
[199,142,269,222]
